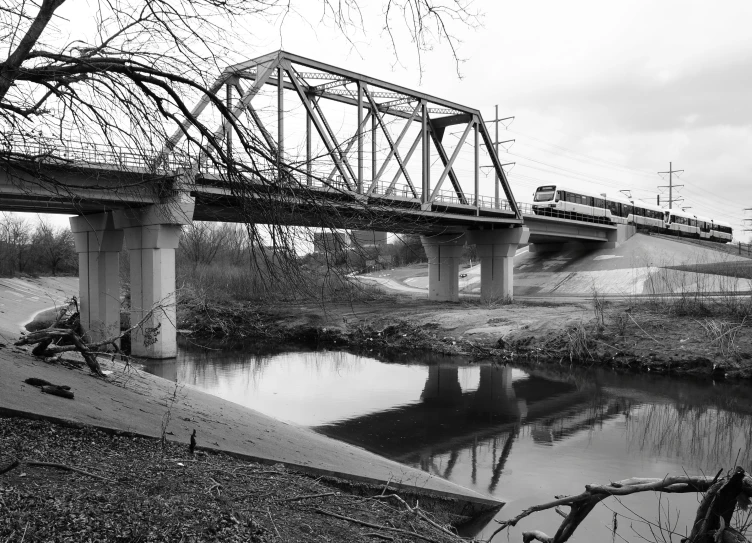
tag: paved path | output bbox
[0,277,501,516]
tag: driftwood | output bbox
[491,468,752,543]
[15,299,163,375]
[25,461,115,482]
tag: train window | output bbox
[556,191,564,201]
[567,193,575,203]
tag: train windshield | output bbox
[534,186,556,202]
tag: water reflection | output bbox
[143,342,752,541]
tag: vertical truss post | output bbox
[225,83,232,177]
[277,66,284,181]
[474,119,479,210]
[357,81,363,193]
[306,95,312,186]
[371,99,377,182]
[494,104,499,209]
[421,101,429,204]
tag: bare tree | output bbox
[0,0,480,301]
[0,211,31,274]
[31,218,76,275]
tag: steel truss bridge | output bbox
[0,50,534,235]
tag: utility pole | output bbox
[486,106,514,208]
[658,162,684,209]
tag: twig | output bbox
[276,491,336,502]
[267,507,281,538]
[25,461,115,483]
[626,312,660,343]
[315,509,440,543]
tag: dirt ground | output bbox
[0,418,475,543]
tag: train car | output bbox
[710,220,733,243]
[532,184,631,225]
[664,209,700,238]
[628,201,665,230]
[695,215,714,241]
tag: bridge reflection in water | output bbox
[144,346,752,540]
[314,364,626,494]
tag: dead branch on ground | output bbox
[490,468,752,543]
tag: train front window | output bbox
[534,188,556,202]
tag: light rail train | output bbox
[531,184,733,243]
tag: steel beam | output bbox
[429,121,472,202]
[310,96,357,189]
[357,82,363,193]
[283,62,352,190]
[478,119,520,218]
[306,95,312,186]
[364,89,418,197]
[326,109,372,184]
[232,82,277,158]
[367,102,419,187]
[386,130,422,196]
[427,113,467,205]
[421,101,429,204]
[474,119,479,208]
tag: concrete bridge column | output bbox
[466,227,529,302]
[114,202,194,359]
[69,212,124,344]
[420,233,466,302]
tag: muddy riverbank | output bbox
[175,295,752,380]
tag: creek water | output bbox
[144,342,752,541]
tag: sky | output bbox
[25,0,752,240]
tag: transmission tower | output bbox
[658,162,684,209]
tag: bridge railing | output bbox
[2,133,189,172]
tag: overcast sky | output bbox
[34,0,752,240]
[241,0,752,239]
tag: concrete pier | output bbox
[114,201,194,359]
[69,212,124,344]
[420,233,466,302]
[466,227,529,302]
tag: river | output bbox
[144,341,752,541]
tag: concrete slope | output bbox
[0,277,501,515]
[381,235,751,297]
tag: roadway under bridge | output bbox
[0,50,632,358]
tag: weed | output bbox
[565,321,593,362]
[698,317,747,359]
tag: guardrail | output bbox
[2,133,189,172]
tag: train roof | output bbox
[539,184,631,203]
[714,219,732,228]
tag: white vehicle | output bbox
[628,201,664,230]
[532,184,631,225]
[710,220,733,242]
[531,184,732,243]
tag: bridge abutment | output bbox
[420,233,466,302]
[70,212,124,344]
[466,227,529,302]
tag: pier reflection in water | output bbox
[144,342,752,541]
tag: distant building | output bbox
[350,230,388,247]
